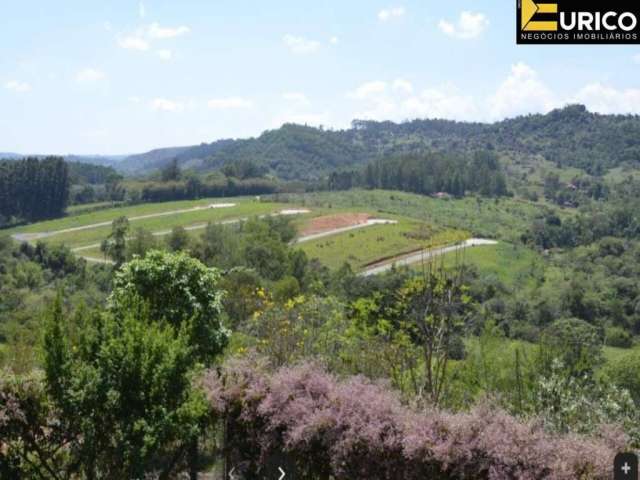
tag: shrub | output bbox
[605,350,640,405]
[605,326,633,348]
[202,358,626,479]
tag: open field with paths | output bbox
[360,238,498,276]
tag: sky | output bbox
[2,0,640,155]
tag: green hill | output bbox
[115,105,640,180]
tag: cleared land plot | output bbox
[299,215,468,270]
[296,213,397,244]
[300,213,372,236]
[281,190,560,242]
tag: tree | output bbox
[100,216,129,267]
[43,294,208,479]
[127,227,157,259]
[539,318,603,378]
[161,158,181,182]
[167,226,190,252]
[110,250,229,364]
[394,260,471,406]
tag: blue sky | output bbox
[2,0,640,155]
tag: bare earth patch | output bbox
[301,213,371,236]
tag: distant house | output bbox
[433,192,450,199]
[566,182,578,190]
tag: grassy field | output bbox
[1,197,272,237]
[439,242,543,289]
[2,198,295,249]
[299,214,468,270]
[276,190,559,242]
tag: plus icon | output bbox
[615,452,638,480]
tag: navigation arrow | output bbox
[229,467,237,480]
[278,467,286,480]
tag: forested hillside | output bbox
[115,105,640,180]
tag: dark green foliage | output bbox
[540,318,603,377]
[0,157,69,224]
[100,216,129,267]
[161,158,182,182]
[43,293,209,479]
[110,250,228,364]
[358,150,508,197]
[67,161,119,185]
[139,176,278,202]
[605,326,633,348]
[167,225,191,252]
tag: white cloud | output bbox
[139,2,146,18]
[283,92,311,106]
[378,7,405,22]
[403,86,478,120]
[488,62,556,119]
[349,78,478,122]
[571,83,640,114]
[150,98,185,112]
[5,80,31,93]
[147,23,190,39]
[207,97,254,109]
[438,11,489,39]
[76,68,105,83]
[117,35,150,51]
[393,78,413,94]
[156,49,173,61]
[283,34,321,54]
[330,36,339,45]
[349,80,388,100]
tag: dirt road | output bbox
[294,219,397,244]
[359,238,498,276]
[10,203,237,243]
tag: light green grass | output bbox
[603,344,640,364]
[48,202,286,248]
[440,242,543,289]
[4,199,295,249]
[2,197,264,237]
[299,215,468,270]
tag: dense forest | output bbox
[0,157,69,224]
[114,105,640,180]
[328,150,508,197]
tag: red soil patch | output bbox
[301,213,371,236]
